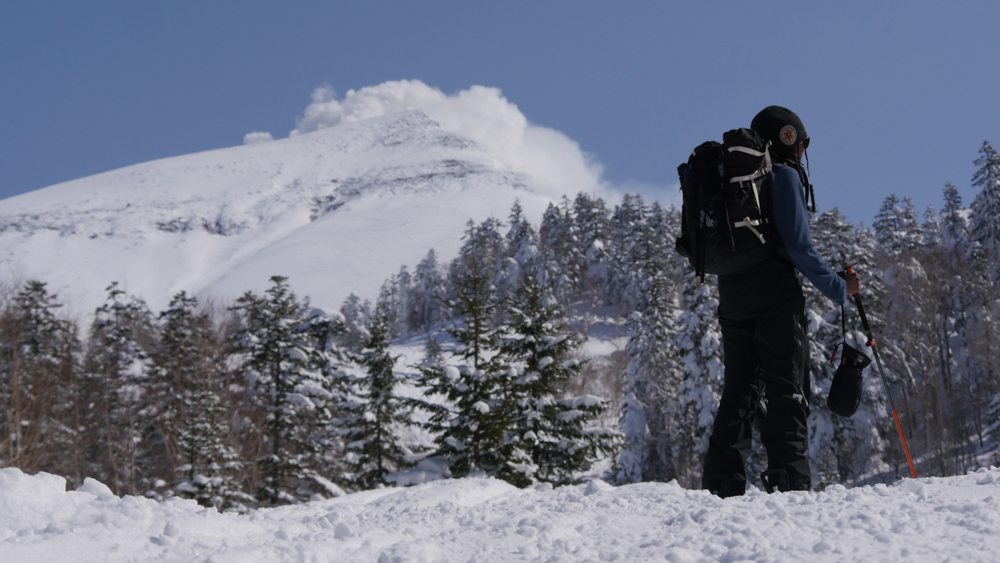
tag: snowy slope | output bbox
[0,109,567,314]
[3,466,1000,562]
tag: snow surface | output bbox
[0,106,590,315]
[3,467,1000,562]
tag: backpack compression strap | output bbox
[727,144,772,244]
[733,218,769,243]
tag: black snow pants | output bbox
[702,258,811,496]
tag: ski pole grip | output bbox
[844,263,860,296]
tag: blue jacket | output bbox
[770,163,848,305]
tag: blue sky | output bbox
[1,1,998,226]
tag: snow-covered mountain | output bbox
[0,107,581,314]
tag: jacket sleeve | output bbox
[771,165,848,305]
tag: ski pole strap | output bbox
[853,294,874,346]
[841,302,847,343]
[830,302,847,365]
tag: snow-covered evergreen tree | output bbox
[922,205,941,247]
[940,183,969,246]
[340,309,413,490]
[539,198,584,303]
[966,142,1000,460]
[375,267,412,339]
[971,141,1000,268]
[232,276,343,505]
[573,192,611,303]
[80,282,155,496]
[606,194,649,311]
[614,200,680,484]
[450,218,507,290]
[414,229,521,482]
[873,194,920,260]
[408,249,446,333]
[499,273,619,486]
[0,281,79,481]
[339,293,372,353]
[148,292,251,511]
[500,200,550,302]
[671,274,723,489]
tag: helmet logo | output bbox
[780,125,797,146]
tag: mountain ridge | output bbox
[0,110,564,314]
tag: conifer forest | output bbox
[1,141,998,511]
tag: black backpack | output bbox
[675,128,780,282]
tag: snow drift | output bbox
[2,466,1000,562]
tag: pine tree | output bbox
[922,205,941,247]
[573,192,611,303]
[414,231,516,481]
[539,198,584,303]
[395,265,413,336]
[971,141,1000,265]
[671,273,723,488]
[149,292,251,511]
[873,194,920,260]
[448,218,508,310]
[606,194,649,311]
[501,200,550,302]
[376,276,402,340]
[613,199,680,484]
[80,282,155,496]
[339,293,372,353]
[965,142,1000,459]
[232,276,343,505]
[0,281,80,480]
[499,273,618,486]
[408,249,446,333]
[340,309,413,490]
[940,183,969,246]
[375,266,413,339]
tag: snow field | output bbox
[3,467,1000,562]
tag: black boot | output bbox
[760,469,789,493]
[703,474,743,499]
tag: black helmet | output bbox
[751,106,809,164]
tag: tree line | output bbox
[0,245,615,511]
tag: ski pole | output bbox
[846,265,918,479]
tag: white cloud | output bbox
[243,131,274,145]
[291,80,607,198]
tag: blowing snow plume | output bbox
[291,80,605,199]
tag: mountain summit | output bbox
[0,109,570,313]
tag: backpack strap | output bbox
[733,217,769,243]
[729,143,772,243]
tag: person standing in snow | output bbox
[702,106,861,497]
